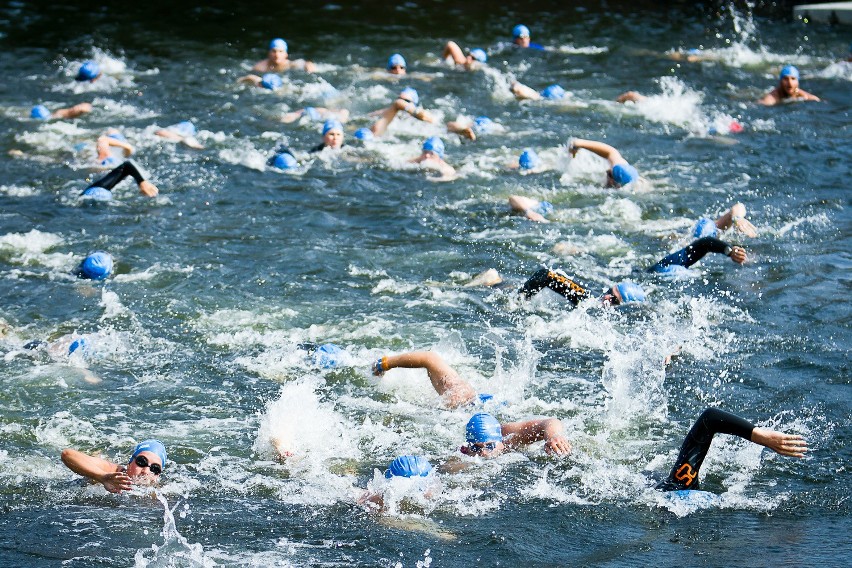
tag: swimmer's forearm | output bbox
[61,448,117,481]
[569,139,621,163]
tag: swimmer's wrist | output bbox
[723,245,733,256]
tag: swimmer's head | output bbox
[313,343,344,369]
[541,85,566,100]
[76,251,113,280]
[353,127,374,141]
[68,337,89,356]
[519,148,541,171]
[422,136,445,159]
[608,282,646,305]
[260,73,283,90]
[322,119,344,136]
[322,119,344,148]
[128,439,167,478]
[472,116,494,135]
[779,65,799,80]
[106,131,126,142]
[31,105,51,120]
[469,48,487,63]
[609,163,639,187]
[81,186,113,201]
[387,53,407,74]
[513,24,531,47]
[172,121,197,137]
[384,455,433,479]
[76,61,100,82]
[462,413,504,457]
[270,152,298,170]
[692,217,718,239]
[398,86,419,106]
[269,38,288,52]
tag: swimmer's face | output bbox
[780,74,799,97]
[422,150,441,161]
[269,47,289,65]
[605,169,618,187]
[323,129,344,149]
[602,287,622,307]
[460,441,505,458]
[126,451,163,484]
[388,64,406,75]
[514,35,530,48]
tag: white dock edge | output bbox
[793,2,852,24]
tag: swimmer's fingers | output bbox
[139,181,159,198]
[101,472,133,493]
[753,428,808,458]
[729,246,747,264]
[734,217,758,238]
[544,436,572,456]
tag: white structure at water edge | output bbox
[794,2,852,24]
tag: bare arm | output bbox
[750,427,808,458]
[237,74,263,86]
[756,88,780,106]
[501,418,572,455]
[373,351,475,407]
[53,102,92,119]
[511,81,541,101]
[61,448,132,493]
[569,138,624,167]
[443,41,467,65]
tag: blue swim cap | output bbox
[261,73,282,90]
[322,119,344,136]
[76,61,100,82]
[68,337,89,356]
[304,106,321,121]
[469,48,487,63]
[541,85,566,100]
[519,148,541,170]
[513,24,530,39]
[314,343,344,369]
[271,152,298,169]
[354,127,374,141]
[422,136,445,159]
[616,282,646,303]
[131,439,167,468]
[536,200,554,216]
[387,53,406,70]
[81,186,113,201]
[106,132,126,142]
[399,87,419,106]
[172,121,196,137]
[384,455,433,479]
[472,116,494,135]
[477,393,494,403]
[31,105,50,119]
[779,65,799,80]
[270,38,288,52]
[465,413,503,444]
[692,217,718,239]
[611,163,639,186]
[78,251,113,280]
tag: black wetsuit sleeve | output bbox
[518,268,591,306]
[655,407,755,491]
[648,237,731,272]
[308,143,327,154]
[85,160,148,191]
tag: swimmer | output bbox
[518,267,646,308]
[369,87,436,136]
[154,121,204,149]
[30,102,92,120]
[511,81,567,102]
[655,407,807,491]
[309,119,345,153]
[237,72,283,90]
[441,41,487,70]
[61,439,167,494]
[648,236,746,275]
[372,350,477,408]
[757,65,820,106]
[410,136,456,179]
[507,148,547,174]
[297,342,349,369]
[569,138,640,188]
[511,24,545,51]
[358,455,436,511]
[446,116,498,141]
[251,38,315,73]
[386,53,407,75]
[691,202,758,240]
[95,130,134,168]
[81,160,159,199]
[75,60,101,82]
[280,106,350,125]
[460,412,571,458]
[507,194,552,223]
[23,332,101,384]
[75,251,114,280]
[266,149,299,170]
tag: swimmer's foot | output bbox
[139,180,159,197]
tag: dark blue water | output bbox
[1,1,850,566]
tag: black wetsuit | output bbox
[649,237,733,273]
[519,268,592,305]
[83,160,148,193]
[308,142,346,154]
[656,407,755,491]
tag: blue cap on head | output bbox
[465,413,503,444]
[106,132,126,142]
[322,119,344,136]
[519,148,541,170]
[536,200,554,216]
[314,343,344,369]
[513,24,530,39]
[611,163,639,186]
[271,152,298,169]
[422,136,445,159]
[779,65,799,80]
[78,251,113,280]
[472,116,493,135]
[31,105,51,119]
[270,38,288,52]
[384,455,433,479]
[261,73,282,90]
[76,61,100,82]
[172,121,196,137]
[469,48,487,63]
[354,127,374,141]
[692,217,718,239]
[304,106,321,121]
[616,282,646,303]
[131,439,167,468]
[541,85,566,100]
[387,53,406,70]
[399,86,419,106]
[68,337,89,356]
[81,186,113,201]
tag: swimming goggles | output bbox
[134,455,162,475]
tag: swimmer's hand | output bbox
[138,180,159,197]
[751,428,808,458]
[524,209,549,223]
[544,434,572,456]
[181,136,204,150]
[100,470,133,493]
[372,356,389,377]
[727,246,747,264]
[733,216,758,238]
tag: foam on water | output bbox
[134,493,213,567]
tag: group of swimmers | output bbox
[24,24,815,508]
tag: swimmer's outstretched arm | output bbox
[508,196,549,223]
[569,138,625,167]
[237,74,263,86]
[502,418,572,455]
[616,91,646,103]
[87,160,159,197]
[649,236,746,272]
[96,136,133,159]
[53,102,92,119]
[371,98,434,136]
[372,351,476,407]
[715,202,757,238]
[511,81,541,101]
[446,119,476,140]
[443,41,467,65]
[61,448,132,493]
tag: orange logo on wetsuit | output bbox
[548,271,587,295]
[674,463,697,487]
